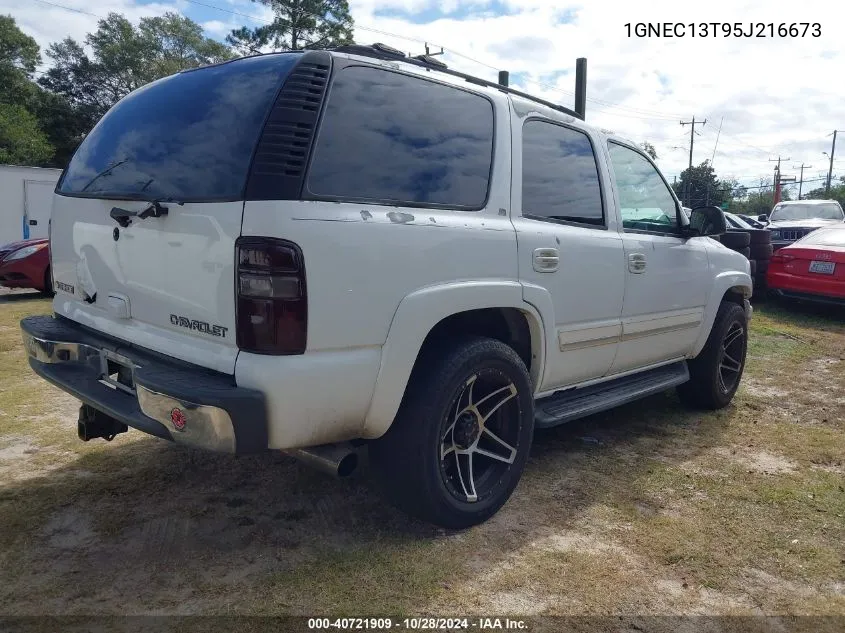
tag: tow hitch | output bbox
[78,404,128,442]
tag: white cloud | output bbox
[4,0,844,185]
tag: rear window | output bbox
[306,66,494,209]
[58,53,301,201]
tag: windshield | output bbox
[770,203,844,222]
[58,53,301,202]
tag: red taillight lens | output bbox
[770,253,793,265]
[236,237,307,355]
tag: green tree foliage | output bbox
[40,12,233,124]
[0,14,41,107]
[0,103,53,165]
[802,176,845,209]
[727,178,793,217]
[671,160,732,208]
[227,0,354,54]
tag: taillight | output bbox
[770,253,793,265]
[236,237,307,355]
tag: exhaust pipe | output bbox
[284,442,359,478]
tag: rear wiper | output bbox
[109,200,173,228]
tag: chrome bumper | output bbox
[20,317,266,453]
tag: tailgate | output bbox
[50,196,242,374]
[48,52,304,374]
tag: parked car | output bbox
[767,224,845,305]
[735,214,767,229]
[761,200,845,250]
[0,238,51,293]
[19,45,753,528]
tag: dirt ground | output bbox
[0,289,843,619]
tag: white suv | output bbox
[21,45,753,528]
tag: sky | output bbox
[4,0,844,192]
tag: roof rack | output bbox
[331,43,585,121]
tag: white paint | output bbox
[0,165,61,245]
[44,51,753,450]
[50,196,242,374]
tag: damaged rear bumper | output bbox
[20,315,268,453]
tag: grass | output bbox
[0,290,843,616]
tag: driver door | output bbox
[606,141,709,374]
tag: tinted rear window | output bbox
[306,66,494,209]
[59,53,301,201]
[522,120,604,225]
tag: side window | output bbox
[521,120,604,226]
[608,142,679,233]
[306,66,494,209]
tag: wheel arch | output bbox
[691,271,753,358]
[361,281,547,439]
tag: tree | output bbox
[40,12,233,122]
[227,0,354,55]
[672,160,731,208]
[803,176,845,210]
[639,141,657,160]
[0,103,53,165]
[0,14,41,107]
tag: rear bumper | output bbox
[20,315,268,453]
[767,271,845,303]
[771,288,845,306]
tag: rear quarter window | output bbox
[59,53,301,201]
[305,66,495,209]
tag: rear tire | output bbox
[370,337,534,529]
[678,301,748,410]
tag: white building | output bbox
[0,164,62,245]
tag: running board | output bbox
[535,361,690,428]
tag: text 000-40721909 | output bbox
[624,22,821,38]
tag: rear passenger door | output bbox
[512,116,625,391]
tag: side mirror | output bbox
[688,206,727,237]
[757,214,768,222]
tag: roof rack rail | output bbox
[330,43,584,121]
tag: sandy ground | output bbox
[0,291,843,618]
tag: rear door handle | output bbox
[628,253,647,273]
[533,248,559,272]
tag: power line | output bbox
[182,0,685,120]
[31,0,104,19]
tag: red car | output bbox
[0,238,51,294]
[767,224,845,305]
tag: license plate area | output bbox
[98,350,136,395]
[809,260,835,275]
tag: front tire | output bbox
[370,337,534,529]
[678,300,748,409]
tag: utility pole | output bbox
[792,163,812,199]
[825,131,838,197]
[680,116,706,206]
[769,156,790,205]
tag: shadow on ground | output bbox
[0,390,729,615]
